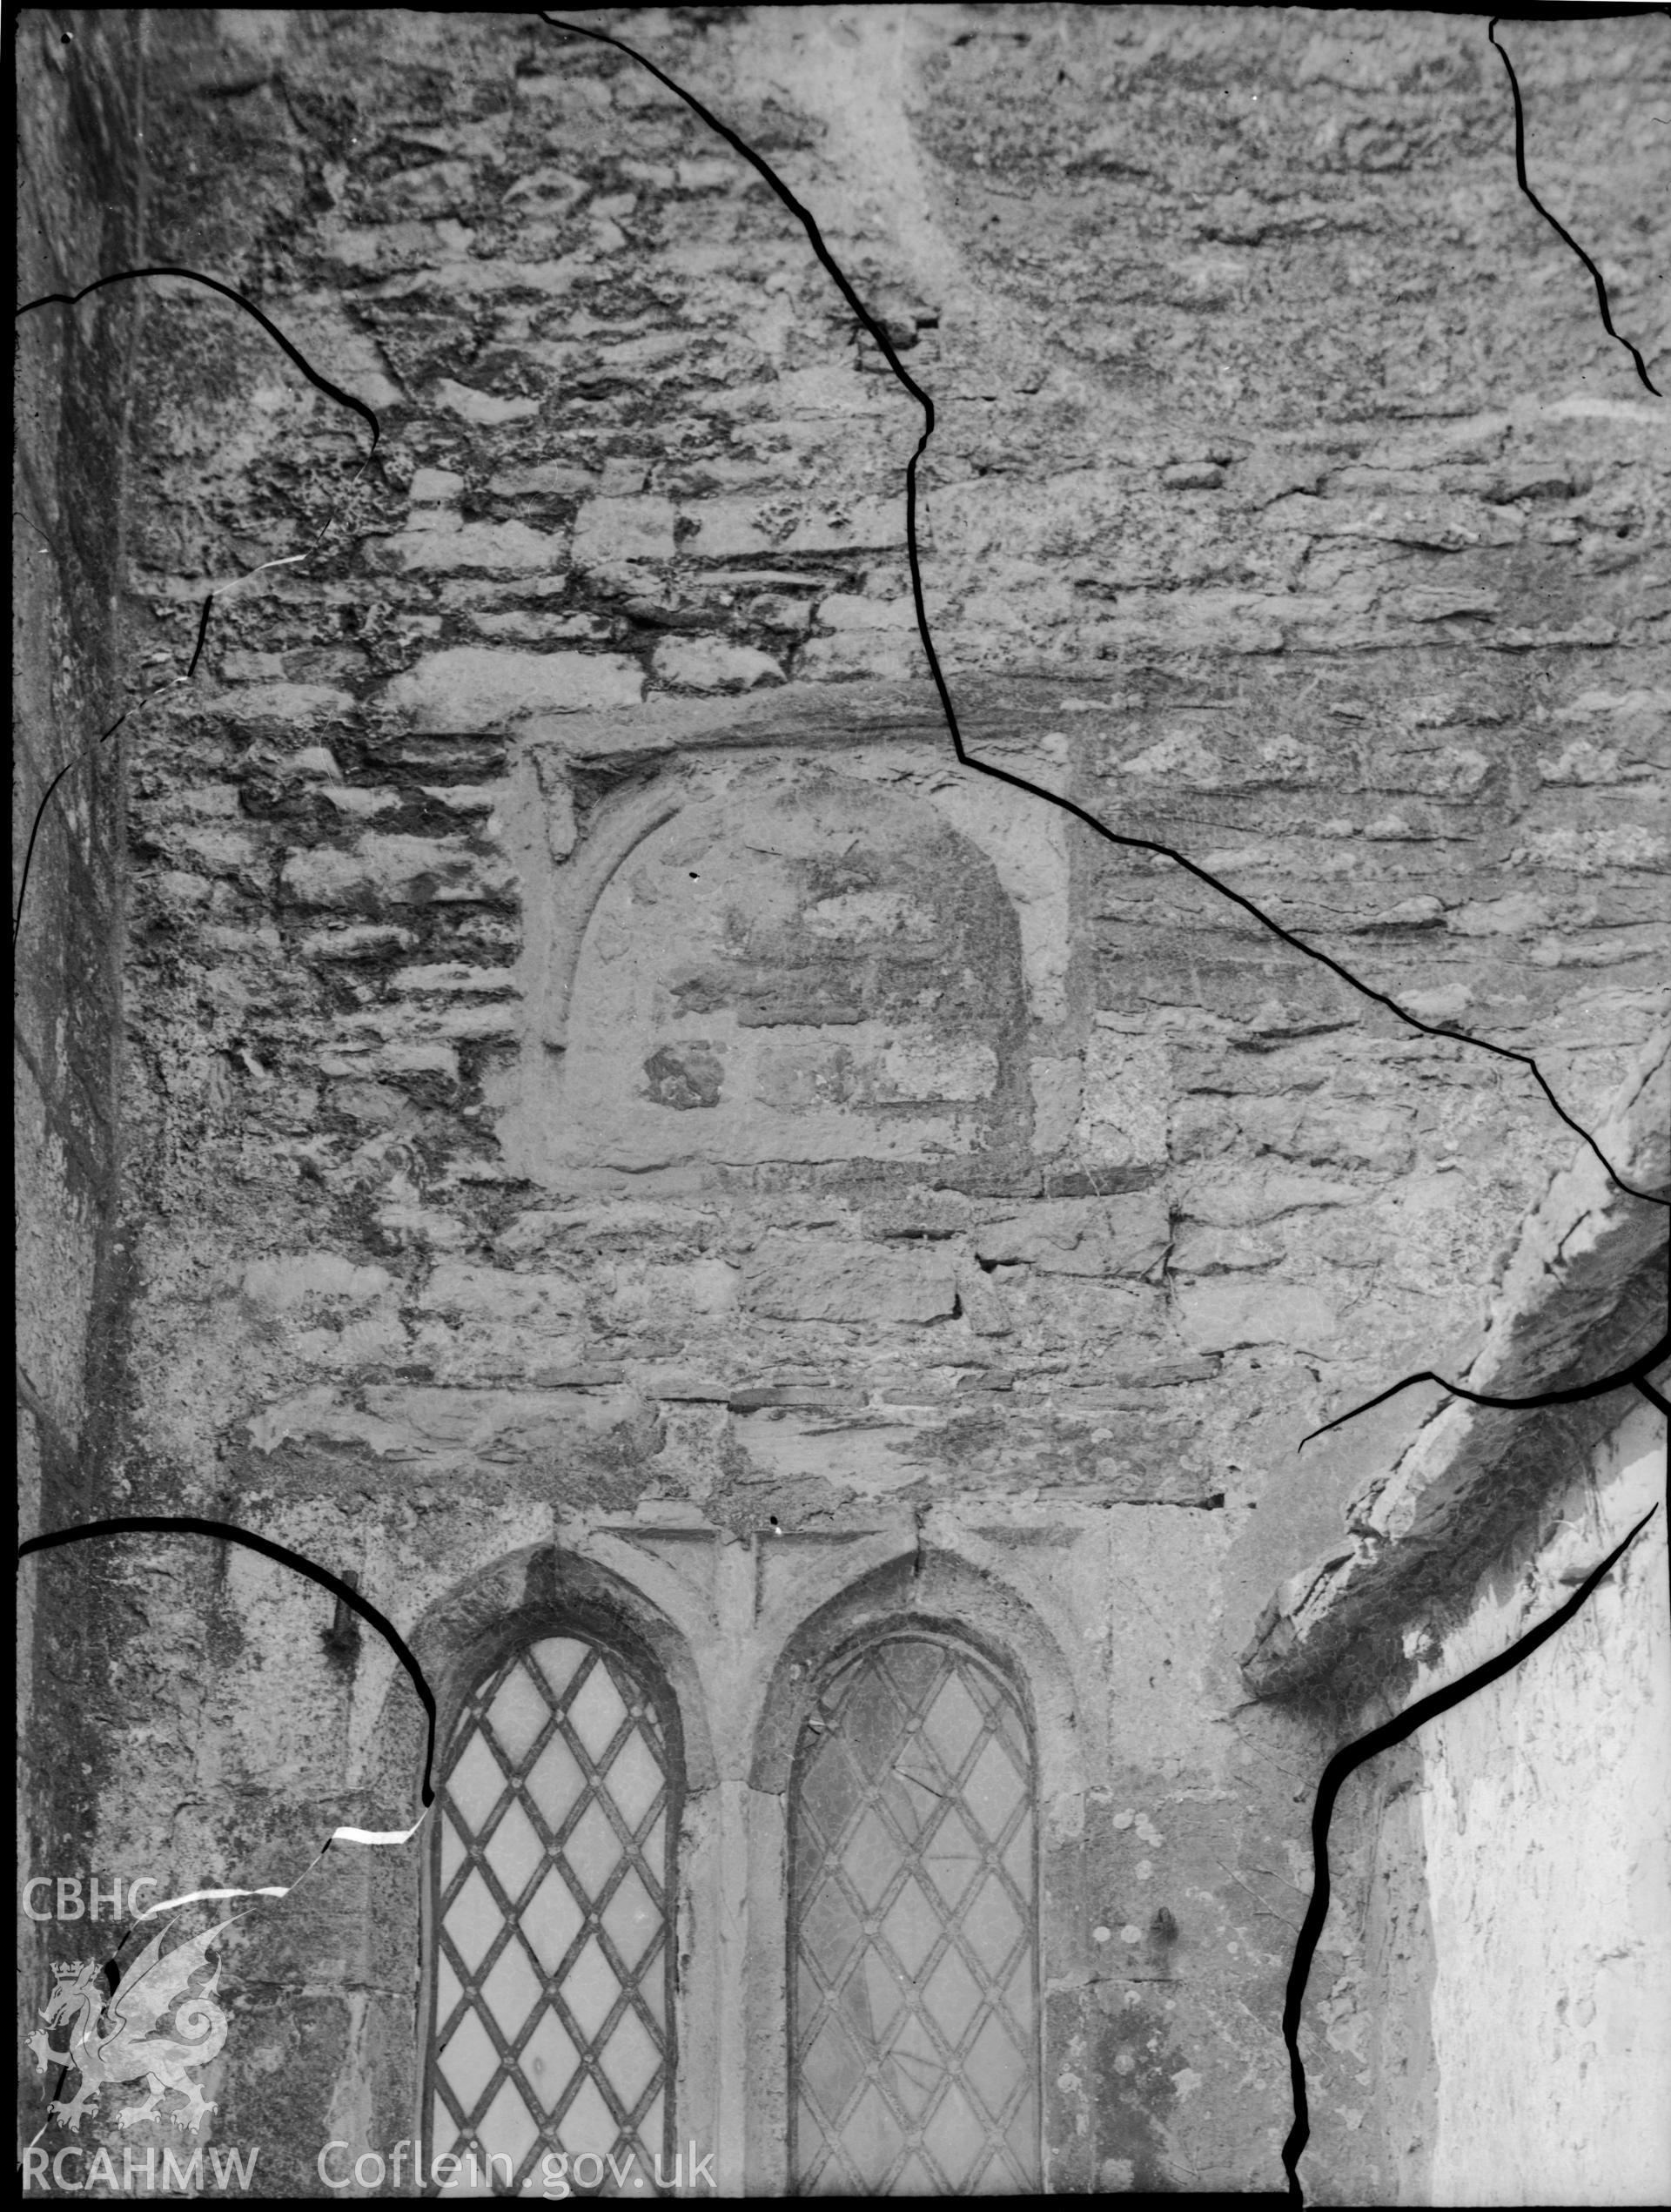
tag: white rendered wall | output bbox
[1414,1402,1669,2206]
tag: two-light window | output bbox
[426,1630,1039,2195]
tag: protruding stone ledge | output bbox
[1240,1034,1669,1703]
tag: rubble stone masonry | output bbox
[16,0,144,2139]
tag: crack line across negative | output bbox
[541,11,1665,1212]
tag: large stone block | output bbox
[781,500,901,553]
[200,682,356,729]
[874,1035,998,1103]
[381,648,642,730]
[681,499,776,557]
[417,1265,587,1323]
[814,594,917,631]
[974,1193,1170,1277]
[1030,1057,1084,1155]
[241,1254,393,1312]
[572,495,676,566]
[1176,1280,1337,1352]
[378,519,565,575]
[742,1236,957,1323]
[1078,1030,1171,1170]
[280,835,516,910]
[651,637,783,691]
[246,1383,657,1472]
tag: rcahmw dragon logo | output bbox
[29,1920,229,2134]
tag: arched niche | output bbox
[509,763,1031,1177]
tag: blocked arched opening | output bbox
[508,763,1033,1180]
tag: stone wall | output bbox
[14,0,144,2133]
[18,5,1668,2199]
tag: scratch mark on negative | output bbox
[1488,18,1662,398]
[540,11,1664,1212]
[15,266,383,444]
[1300,1324,1671,1449]
[15,20,1666,2202]
[15,1512,439,2135]
[531,21,1668,2208]
[10,270,382,951]
[1278,1504,1657,2202]
[17,1515,437,1804]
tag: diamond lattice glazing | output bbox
[427,1637,677,2196]
[789,1637,1040,2195]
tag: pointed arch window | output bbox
[789,1633,1041,2195]
[426,1634,680,2195]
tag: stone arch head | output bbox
[516,762,1031,1179]
[750,1546,1083,1805]
[406,1541,716,1793]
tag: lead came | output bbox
[789,1636,1040,2195]
[427,1637,677,2195]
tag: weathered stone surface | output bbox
[1078,1031,1171,1171]
[973,1193,1170,1276]
[376,518,565,575]
[200,682,356,729]
[1029,1056,1084,1155]
[1178,1280,1339,1353]
[742,1236,957,1323]
[241,1255,393,1312]
[1397,1415,1670,2208]
[430,375,540,425]
[17,20,144,2127]
[416,1264,585,1322]
[381,647,643,729]
[27,7,1668,2202]
[280,835,517,909]
[650,636,784,690]
[246,1382,658,1473]
[1241,1036,1670,1700]
[572,494,677,567]
[502,771,1030,1177]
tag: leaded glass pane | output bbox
[483,1799,545,1904]
[790,1637,1040,2195]
[428,1636,677,2197]
[487,1664,550,1762]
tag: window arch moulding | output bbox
[427,1629,679,2192]
[399,1547,715,2197]
[789,1627,1043,2195]
[746,1550,1092,2196]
